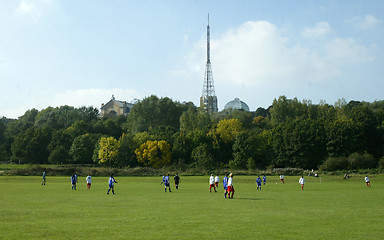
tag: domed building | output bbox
[223,98,250,112]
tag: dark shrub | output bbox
[320,157,348,171]
[348,152,377,169]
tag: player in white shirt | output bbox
[86,175,92,190]
[209,174,216,192]
[214,175,219,188]
[299,176,305,190]
[280,175,285,184]
[364,175,371,187]
[227,173,234,199]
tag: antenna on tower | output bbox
[200,13,218,114]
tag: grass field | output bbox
[1,174,383,239]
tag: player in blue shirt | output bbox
[161,174,172,192]
[223,173,228,198]
[107,174,118,195]
[42,171,46,185]
[74,173,78,184]
[256,176,262,190]
[71,174,77,190]
[262,175,267,185]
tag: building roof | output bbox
[223,98,250,111]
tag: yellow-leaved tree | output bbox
[135,140,171,168]
[98,136,120,165]
[215,118,243,143]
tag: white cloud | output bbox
[211,21,339,87]
[175,20,376,93]
[51,88,140,109]
[16,1,40,18]
[348,14,380,29]
[17,1,36,14]
[14,0,53,21]
[325,37,375,63]
[0,88,141,119]
[302,22,331,38]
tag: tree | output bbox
[325,118,363,157]
[347,152,377,169]
[69,134,100,164]
[48,146,70,164]
[180,107,212,134]
[268,118,327,169]
[48,129,73,152]
[67,120,92,138]
[215,118,242,143]
[117,133,138,167]
[135,140,171,168]
[232,131,270,169]
[0,118,12,162]
[98,136,120,166]
[191,143,214,170]
[172,133,194,167]
[126,95,186,133]
[34,106,99,130]
[11,127,52,164]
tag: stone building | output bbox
[100,95,133,118]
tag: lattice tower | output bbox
[200,14,218,114]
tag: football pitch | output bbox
[1,175,383,239]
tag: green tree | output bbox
[67,120,92,138]
[117,133,138,167]
[0,118,12,162]
[11,127,52,164]
[48,146,70,164]
[172,133,194,167]
[69,134,100,164]
[191,143,214,170]
[126,95,186,133]
[180,107,211,133]
[232,131,270,169]
[5,109,38,137]
[34,106,99,130]
[48,129,73,152]
[269,118,326,168]
[347,152,377,169]
[325,118,363,157]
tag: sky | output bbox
[1,0,383,119]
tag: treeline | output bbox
[1,95,384,171]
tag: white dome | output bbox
[224,98,250,111]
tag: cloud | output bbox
[348,14,380,29]
[177,20,376,90]
[0,88,141,119]
[325,37,375,63]
[302,22,331,38]
[14,0,53,21]
[17,1,36,14]
[212,21,338,86]
[16,1,40,18]
[51,88,140,109]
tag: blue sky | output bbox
[1,0,383,118]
